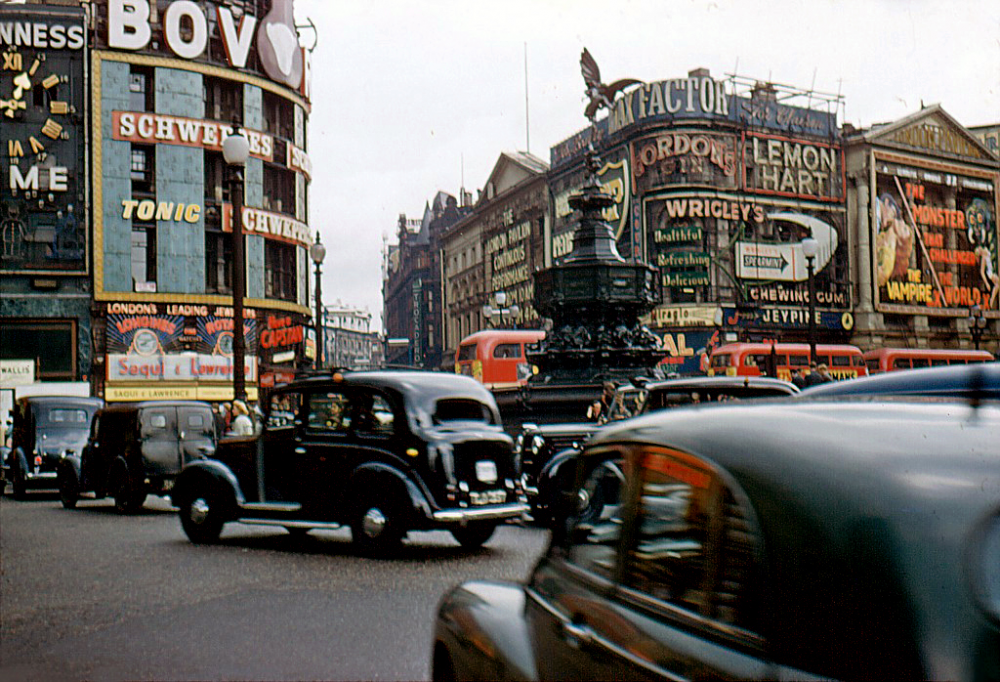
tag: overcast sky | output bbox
[294,0,1000,333]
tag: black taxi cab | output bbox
[173,370,527,554]
[433,397,1000,680]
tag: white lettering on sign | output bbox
[750,136,840,199]
[0,21,86,50]
[162,1,207,60]
[286,142,312,179]
[107,0,151,51]
[7,165,69,191]
[106,0,296,91]
[216,7,258,69]
[107,353,258,382]
[224,204,310,248]
[114,112,274,161]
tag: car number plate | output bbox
[469,489,507,506]
[475,460,498,484]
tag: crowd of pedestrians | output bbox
[791,363,835,389]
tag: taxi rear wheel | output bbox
[451,522,497,549]
[58,466,79,509]
[351,493,405,556]
[111,460,145,514]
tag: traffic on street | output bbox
[0,490,549,681]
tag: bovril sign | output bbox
[106,0,309,95]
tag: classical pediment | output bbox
[863,104,997,161]
[478,151,549,206]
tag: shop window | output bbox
[263,164,295,215]
[131,222,157,290]
[131,145,155,195]
[0,319,77,380]
[265,240,296,302]
[129,66,154,111]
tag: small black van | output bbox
[59,400,216,513]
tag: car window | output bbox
[893,358,910,370]
[434,399,492,424]
[493,343,521,360]
[457,344,476,361]
[831,355,850,367]
[267,391,301,428]
[47,409,90,424]
[355,393,395,437]
[182,411,213,438]
[141,410,171,438]
[564,456,630,581]
[624,447,761,631]
[307,391,352,433]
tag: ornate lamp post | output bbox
[222,124,250,402]
[967,304,987,350]
[309,232,327,369]
[482,291,519,328]
[801,237,819,364]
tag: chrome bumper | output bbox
[26,471,58,481]
[433,502,529,523]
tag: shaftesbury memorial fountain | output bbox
[493,49,665,426]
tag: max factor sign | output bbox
[106,0,305,91]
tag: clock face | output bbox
[1,46,73,162]
[132,329,160,356]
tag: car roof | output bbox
[587,400,1000,671]
[20,396,103,408]
[277,370,500,407]
[798,362,1000,399]
[99,400,214,413]
[640,375,800,394]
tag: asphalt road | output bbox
[0,489,550,681]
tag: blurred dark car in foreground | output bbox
[433,399,1000,681]
[3,396,103,499]
[799,361,999,399]
[518,376,798,524]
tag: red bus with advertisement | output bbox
[707,342,868,381]
[455,330,546,388]
[863,347,994,374]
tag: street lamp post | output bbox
[223,124,250,402]
[310,232,327,369]
[967,304,987,350]
[482,291,519,328]
[801,238,819,365]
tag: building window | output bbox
[204,76,242,122]
[204,151,229,204]
[263,164,295,214]
[129,66,154,111]
[262,90,294,140]
[265,241,296,302]
[131,145,154,194]
[131,222,156,289]
[0,319,77,380]
[205,229,232,294]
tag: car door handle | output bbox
[295,447,306,455]
[561,620,593,649]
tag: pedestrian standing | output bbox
[230,400,253,436]
[791,368,808,389]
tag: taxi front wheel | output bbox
[351,493,405,557]
[179,485,224,544]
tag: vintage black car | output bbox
[172,371,528,554]
[58,400,217,513]
[517,376,798,523]
[3,396,103,499]
[433,398,1000,681]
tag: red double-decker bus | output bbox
[707,342,868,381]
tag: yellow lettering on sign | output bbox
[41,119,63,139]
[8,140,23,157]
[42,74,60,89]
[28,136,44,153]
[661,333,695,358]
